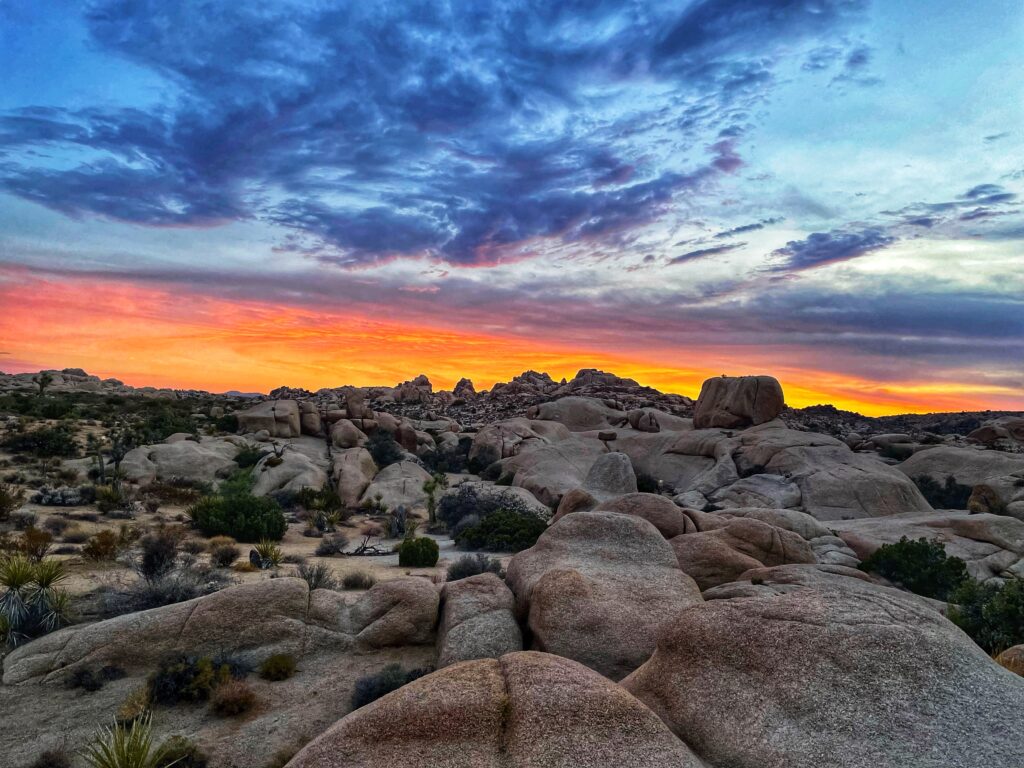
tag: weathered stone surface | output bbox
[693,375,784,429]
[358,461,431,511]
[332,447,377,507]
[832,511,1024,581]
[120,437,242,485]
[898,445,1024,488]
[668,515,816,590]
[437,574,522,668]
[288,652,704,768]
[237,399,302,438]
[330,419,367,449]
[997,645,1024,676]
[468,418,571,467]
[527,396,627,432]
[252,449,328,496]
[496,436,607,508]
[506,511,702,680]
[348,578,440,648]
[594,493,697,538]
[709,473,801,509]
[578,451,637,500]
[622,566,1024,768]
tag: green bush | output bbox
[214,413,240,434]
[949,578,1024,654]
[398,537,439,567]
[914,475,972,509]
[454,509,546,553]
[366,430,403,467]
[188,490,285,542]
[351,664,430,709]
[436,484,539,530]
[233,445,268,469]
[858,536,968,600]
[447,553,503,582]
[259,653,297,682]
[2,425,79,458]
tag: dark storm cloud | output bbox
[771,228,895,271]
[0,0,870,266]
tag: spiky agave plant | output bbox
[0,554,72,646]
[81,713,176,768]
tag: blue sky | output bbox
[0,1,1021,410]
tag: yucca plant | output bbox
[81,713,175,768]
[0,554,72,646]
[254,539,283,569]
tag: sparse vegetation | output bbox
[259,653,297,681]
[949,578,1024,655]
[209,539,241,568]
[454,509,546,553]
[253,538,284,569]
[314,533,349,557]
[155,736,208,768]
[296,562,336,590]
[436,483,539,532]
[27,749,72,768]
[82,530,124,561]
[148,655,235,705]
[858,536,968,600]
[234,445,268,468]
[914,475,973,509]
[81,713,168,768]
[351,664,430,709]
[0,481,26,521]
[447,553,503,581]
[341,570,376,590]
[2,424,79,458]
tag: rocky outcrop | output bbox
[668,513,817,590]
[333,447,378,507]
[591,493,697,538]
[288,652,704,768]
[506,511,703,680]
[495,436,607,508]
[622,565,1024,768]
[437,574,522,668]
[251,449,329,496]
[2,578,439,685]
[330,419,367,449]
[120,437,242,485]
[693,375,784,429]
[468,418,571,467]
[236,399,302,438]
[358,461,431,511]
[526,396,627,432]
[832,511,1024,582]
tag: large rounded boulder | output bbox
[693,375,784,429]
[287,652,704,768]
[622,566,1024,768]
[506,511,702,680]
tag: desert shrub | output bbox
[209,542,240,568]
[454,509,546,553]
[949,578,1024,654]
[62,526,89,544]
[27,749,72,768]
[136,407,195,443]
[636,472,660,494]
[42,516,70,536]
[155,736,208,768]
[351,664,430,709]
[2,425,79,458]
[296,562,336,590]
[366,429,403,467]
[0,555,71,647]
[210,679,256,717]
[188,488,285,542]
[234,445,268,469]
[116,686,151,725]
[398,537,439,567]
[68,665,124,693]
[259,653,297,682]
[95,485,130,514]
[138,530,178,583]
[0,481,25,521]
[148,655,233,705]
[214,413,240,434]
[82,530,123,561]
[145,479,208,506]
[342,571,376,590]
[914,475,972,510]
[879,443,915,461]
[81,713,168,768]
[20,526,53,560]
[315,534,349,557]
[11,509,37,529]
[858,536,968,600]
[447,553,503,582]
[436,484,539,531]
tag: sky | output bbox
[0,0,1022,414]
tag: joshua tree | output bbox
[107,425,138,488]
[423,472,449,526]
[33,371,54,397]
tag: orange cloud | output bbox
[1,270,1020,415]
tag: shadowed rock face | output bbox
[437,573,522,668]
[287,652,705,768]
[693,375,784,429]
[622,566,1024,768]
[505,511,703,680]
